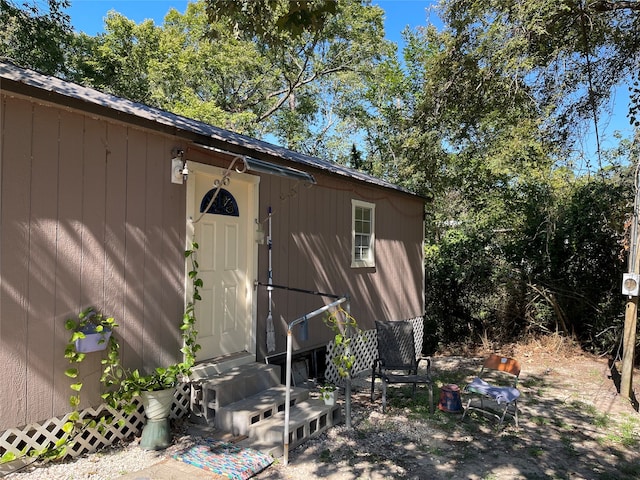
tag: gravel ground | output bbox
[3,437,172,479]
[3,343,640,480]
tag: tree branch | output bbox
[589,1,640,12]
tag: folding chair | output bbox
[370,320,433,413]
[461,354,521,427]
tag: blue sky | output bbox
[63,0,631,160]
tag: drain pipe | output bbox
[283,296,348,466]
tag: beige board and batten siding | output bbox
[0,93,186,431]
[255,169,425,359]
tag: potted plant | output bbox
[319,383,338,406]
[112,365,191,450]
[65,307,116,353]
[62,242,202,454]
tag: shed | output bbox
[0,61,426,437]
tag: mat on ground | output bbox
[172,439,273,480]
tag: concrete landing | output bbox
[118,458,226,479]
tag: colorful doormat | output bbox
[172,439,273,480]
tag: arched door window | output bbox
[199,188,239,216]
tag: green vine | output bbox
[323,306,363,379]
[182,240,202,370]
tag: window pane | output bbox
[355,234,370,260]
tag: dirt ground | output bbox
[255,336,640,480]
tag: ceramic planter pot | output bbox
[322,389,338,406]
[139,387,176,450]
[140,388,175,420]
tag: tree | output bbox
[424,0,639,169]
[414,0,638,355]
[65,0,394,149]
[205,0,338,41]
[0,0,72,75]
[67,13,164,106]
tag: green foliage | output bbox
[412,0,638,354]
[205,0,338,42]
[183,241,203,368]
[2,242,203,465]
[323,306,362,379]
[0,0,72,75]
[64,0,393,153]
[425,166,632,354]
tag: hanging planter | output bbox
[66,307,116,354]
[75,324,112,353]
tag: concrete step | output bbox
[190,352,255,380]
[238,399,342,457]
[190,362,281,424]
[215,385,310,436]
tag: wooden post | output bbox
[621,172,640,400]
[621,297,637,399]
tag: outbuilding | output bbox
[0,61,426,453]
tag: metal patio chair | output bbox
[370,320,433,413]
[461,354,521,427]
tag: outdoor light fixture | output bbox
[171,149,188,184]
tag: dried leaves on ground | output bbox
[258,336,640,480]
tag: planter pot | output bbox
[74,327,112,353]
[322,390,338,406]
[141,388,175,420]
[139,388,175,450]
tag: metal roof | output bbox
[0,60,418,197]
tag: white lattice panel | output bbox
[0,383,191,461]
[325,317,424,386]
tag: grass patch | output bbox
[602,417,640,448]
[560,433,579,457]
[424,445,445,456]
[593,412,610,428]
[552,417,572,430]
[569,400,597,416]
[319,449,332,463]
[530,415,550,426]
[528,446,544,457]
[520,376,546,388]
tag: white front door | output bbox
[187,163,258,360]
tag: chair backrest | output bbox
[480,354,521,385]
[375,320,417,369]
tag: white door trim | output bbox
[185,161,259,360]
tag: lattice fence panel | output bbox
[325,316,424,386]
[0,382,191,460]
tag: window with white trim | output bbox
[351,199,375,268]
